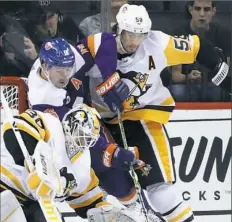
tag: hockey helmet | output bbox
[116,4,152,34]
[40,37,75,68]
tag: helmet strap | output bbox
[116,34,129,54]
[40,65,53,84]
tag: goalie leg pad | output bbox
[1,190,27,222]
[87,204,148,222]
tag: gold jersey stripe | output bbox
[108,108,173,124]
[71,169,99,197]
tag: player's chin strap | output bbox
[116,35,130,54]
[116,108,149,222]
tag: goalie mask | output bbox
[62,104,101,156]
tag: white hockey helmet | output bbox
[116,4,152,34]
[62,104,101,154]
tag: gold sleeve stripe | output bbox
[71,152,82,163]
[71,169,99,197]
[20,113,46,140]
[69,192,103,209]
[3,121,41,141]
[0,165,26,194]
[87,35,95,58]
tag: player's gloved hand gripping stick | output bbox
[116,108,150,222]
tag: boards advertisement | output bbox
[166,110,231,221]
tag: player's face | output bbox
[120,31,147,54]
[47,66,72,88]
[189,0,215,29]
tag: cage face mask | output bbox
[62,104,101,156]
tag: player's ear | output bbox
[212,6,216,16]
[188,5,193,16]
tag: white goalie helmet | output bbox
[116,4,152,34]
[62,104,101,154]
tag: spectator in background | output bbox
[79,0,127,36]
[170,0,231,102]
[26,1,84,49]
[0,13,37,77]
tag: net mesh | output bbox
[0,77,28,125]
[2,85,20,111]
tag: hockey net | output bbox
[0,76,29,125]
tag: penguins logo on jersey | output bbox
[122,71,152,110]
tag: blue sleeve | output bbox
[95,33,117,80]
[91,124,116,152]
[81,33,118,80]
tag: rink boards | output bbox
[58,108,231,222]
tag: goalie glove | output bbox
[26,140,63,199]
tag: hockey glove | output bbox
[102,144,142,170]
[96,72,130,112]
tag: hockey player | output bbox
[27,37,165,222]
[76,3,231,222]
[1,104,147,222]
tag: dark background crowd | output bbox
[0,0,231,102]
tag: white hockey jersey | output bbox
[28,44,86,110]
[1,110,102,209]
[86,31,200,124]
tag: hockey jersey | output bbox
[84,31,200,124]
[28,44,94,120]
[1,110,103,209]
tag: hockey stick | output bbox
[1,88,63,222]
[116,109,149,222]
